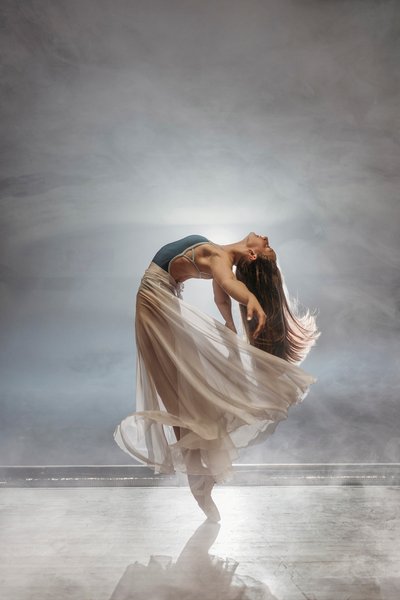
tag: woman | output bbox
[114,232,320,522]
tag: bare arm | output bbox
[210,255,266,338]
[212,278,237,333]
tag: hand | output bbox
[246,296,266,339]
[224,320,237,334]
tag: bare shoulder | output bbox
[207,246,235,286]
[195,241,231,264]
[196,241,221,252]
[204,242,230,260]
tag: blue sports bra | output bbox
[152,234,217,279]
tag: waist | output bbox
[139,261,184,298]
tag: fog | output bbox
[0,0,399,466]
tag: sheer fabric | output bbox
[113,262,317,484]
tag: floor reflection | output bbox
[109,519,278,599]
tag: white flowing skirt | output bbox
[113,262,317,483]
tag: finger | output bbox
[254,315,266,338]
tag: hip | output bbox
[138,261,184,299]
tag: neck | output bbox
[219,242,244,267]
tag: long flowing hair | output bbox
[235,254,321,365]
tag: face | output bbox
[246,231,276,261]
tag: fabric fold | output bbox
[113,261,317,483]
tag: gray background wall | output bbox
[1,0,399,466]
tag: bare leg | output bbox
[184,449,221,522]
[136,293,220,520]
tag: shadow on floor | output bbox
[109,519,277,599]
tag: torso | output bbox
[168,243,217,282]
[151,235,228,283]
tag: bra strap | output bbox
[191,247,202,277]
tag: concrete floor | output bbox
[1,486,400,599]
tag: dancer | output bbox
[114,232,320,521]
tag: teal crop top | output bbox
[152,234,216,279]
